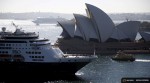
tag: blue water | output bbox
[0,20,150,83]
[77,55,150,83]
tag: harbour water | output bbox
[0,19,150,83]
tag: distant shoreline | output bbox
[0,19,150,31]
[0,12,150,21]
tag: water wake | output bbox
[75,72,84,76]
[135,59,150,62]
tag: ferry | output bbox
[111,50,135,61]
[32,17,66,25]
[0,25,97,79]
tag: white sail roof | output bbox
[110,28,128,40]
[58,20,75,38]
[74,14,98,41]
[140,31,150,41]
[74,25,83,38]
[117,21,140,41]
[85,3,115,42]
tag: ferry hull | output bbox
[0,62,89,80]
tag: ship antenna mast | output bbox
[94,44,96,55]
[11,21,18,29]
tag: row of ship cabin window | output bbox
[29,56,44,58]
[0,47,38,50]
[26,51,41,54]
[0,51,8,54]
[0,51,41,54]
[0,44,35,46]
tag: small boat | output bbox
[111,51,135,61]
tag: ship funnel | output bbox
[2,27,6,32]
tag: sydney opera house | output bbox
[54,3,150,54]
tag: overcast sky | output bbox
[0,0,150,14]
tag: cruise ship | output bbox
[0,25,97,79]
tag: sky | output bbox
[0,0,150,14]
